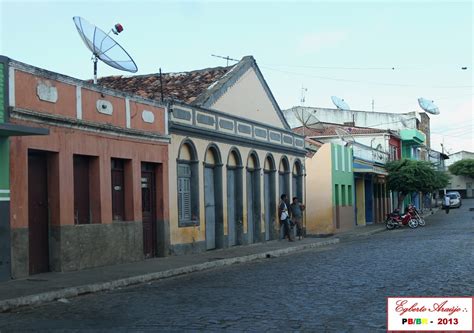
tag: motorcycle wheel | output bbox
[418,218,426,227]
[385,218,395,230]
[408,219,418,228]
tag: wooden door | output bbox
[205,167,216,250]
[227,169,236,246]
[141,163,156,258]
[111,159,125,221]
[28,152,50,274]
[73,155,90,224]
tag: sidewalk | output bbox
[0,222,390,312]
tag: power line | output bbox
[260,65,473,89]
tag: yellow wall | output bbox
[356,178,366,226]
[210,67,286,129]
[305,143,334,235]
[168,133,305,245]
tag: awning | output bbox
[0,123,49,137]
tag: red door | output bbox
[28,152,50,274]
[141,163,156,258]
[73,155,90,224]
[111,159,125,221]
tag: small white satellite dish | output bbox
[73,16,138,84]
[331,96,350,110]
[417,97,440,115]
[334,127,356,145]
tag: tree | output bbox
[385,159,450,208]
[448,159,474,178]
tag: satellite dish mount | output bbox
[73,16,138,84]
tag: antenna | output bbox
[73,16,138,84]
[371,99,375,112]
[211,54,239,66]
[331,96,350,110]
[417,97,440,115]
[334,127,356,145]
[300,85,308,105]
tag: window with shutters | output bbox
[177,140,199,227]
[178,164,192,222]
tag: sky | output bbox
[0,0,472,154]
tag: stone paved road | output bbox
[0,201,473,332]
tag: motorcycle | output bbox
[407,204,426,227]
[385,208,419,230]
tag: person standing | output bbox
[444,194,451,214]
[290,197,305,240]
[279,194,293,242]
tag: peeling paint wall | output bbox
[168,133,304,249]
[305,143,334,235]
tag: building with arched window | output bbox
[100,56,307,255]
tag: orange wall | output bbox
[305,143,335,235]
[15,71,76,119]
[13,69,167,135]
[9,120,169,229]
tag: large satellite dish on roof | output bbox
[331,96,350,110]
[334,127,356,146]
[73,16,138,84]
[292,108,324,129]
[417,97,440,115]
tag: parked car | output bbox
[443,193,462,208]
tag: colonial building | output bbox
[0,56,49,281]
[99,56,307,254]
[294,123,401,234]
[1,56,170,279]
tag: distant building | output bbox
[445,151,474,198]
[295,123,401,234]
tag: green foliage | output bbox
[448,159,474,178]
[386,159,449,195]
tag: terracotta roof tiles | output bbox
[96,66,232,104]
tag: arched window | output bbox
[279,156,290,198]
[177,139,199,226]
[292,160,303,202]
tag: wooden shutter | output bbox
[178,164,192,222]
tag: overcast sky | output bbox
[1,0,472,154]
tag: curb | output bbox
[0,238,339,313]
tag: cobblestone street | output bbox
[0,201,472,332]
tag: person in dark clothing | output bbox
[279,194,293,242]
[289,197,305,240]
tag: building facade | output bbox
[445,151,474,198]
[2,56,170,279]
[99,56,307,254]
[305,142,354,235]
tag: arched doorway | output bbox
[246,152,261,244]
[264,154,276,241]
[279,157,290,198]
[292,160,303,202]
[204,144,223,250]
[226,148,243,246]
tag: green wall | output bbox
[0,62,4,123]
[331,144,355,206]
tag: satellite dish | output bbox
[334,127,356,145]
[73,16,138,84]
[331,96,350,110]
[417,97,440,115]
[292,108,325,131]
